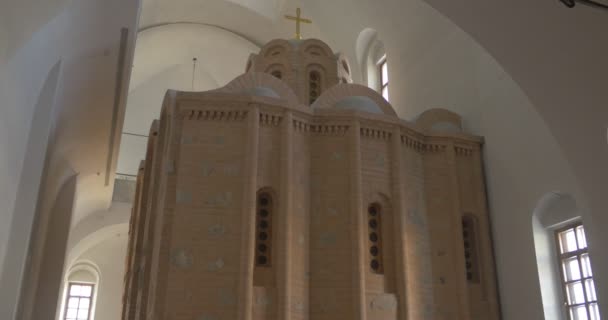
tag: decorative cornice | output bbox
[424,144,447,153]
[181,109,249,121]
[360,127,392,140]
[454,145,475,156]
[259,113,282,126]
[309,124,349,135]
[402,135,425,152]
[293,119,311,133]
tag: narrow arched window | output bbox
[462,215,480,283]
[63,282,94,320]
[255,191,273,267]
[309,71,321,105]
[367,203,384,274]
[271,70,282,79]
[378,55,389,101]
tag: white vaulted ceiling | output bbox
[117,23,260,175]
[1,0,606,318]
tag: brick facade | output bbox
[121,38,501,320]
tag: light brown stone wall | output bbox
[163,114,248,320]
[121,40,501,320]
[309,127,354,320]
[290,118,311,320]
[401,135,436,320]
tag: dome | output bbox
[332,96,384,114]
[241,86,280,98]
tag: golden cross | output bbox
[285,8,312,40]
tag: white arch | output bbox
[355,28,386,91]
[57,261,102,320]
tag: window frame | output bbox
[63,282,95,320]
[367,203,384,274]
[255,190,273,267]
[554,222,600,320]
[378,56,389,101]
[462,214,481,283]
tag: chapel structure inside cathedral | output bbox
[121,32,502,320]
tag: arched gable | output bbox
[416,108,463,133]
[300,39,334,58]
[311,83,398,117]
[260,39,291,58]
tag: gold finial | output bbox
[285,8,312,40]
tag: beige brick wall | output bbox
[122,40,500,320]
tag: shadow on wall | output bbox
[0,60,63,320]
[532,192,580,320]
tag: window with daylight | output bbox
[255,191,273,267]
[367,203,384,274]
[556,223,601,320]
[379,56,389,101]
[63,283,94,320]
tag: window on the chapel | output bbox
[556,223,601,320]
[271,70,282,79]
[255,191,273,267]
[379,56,389,101]
[63,282,94,320]
[462,215,480,283]
[309,71,321,105]
[367,203,384,274]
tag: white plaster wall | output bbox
[77,234,129,320]
[304,1,595,318]
[0,0,140,318]
[0,17,66,304]
[387,27,586,320]
[117,24,260,176]
[1,0,605,319]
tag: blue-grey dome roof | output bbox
[332,96,384,114]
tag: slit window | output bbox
[309,71,321,105]
[367,203,384,274]
[255,191,273,267]
[462,215,480,283]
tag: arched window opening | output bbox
[271,70,282,79]
[63,282,95,320]
[309,71,322,105]
[462,215,480,283]
[555,223,600,319]
[378,55,389,101]
[356,28,387,98]
[59,264,99,320]
[367,203,384,274]
[255,191,273,267]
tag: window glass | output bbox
[556,224,601,320]
[64,283,94,320]
[379,57,389,101]
[381,62,388,86]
